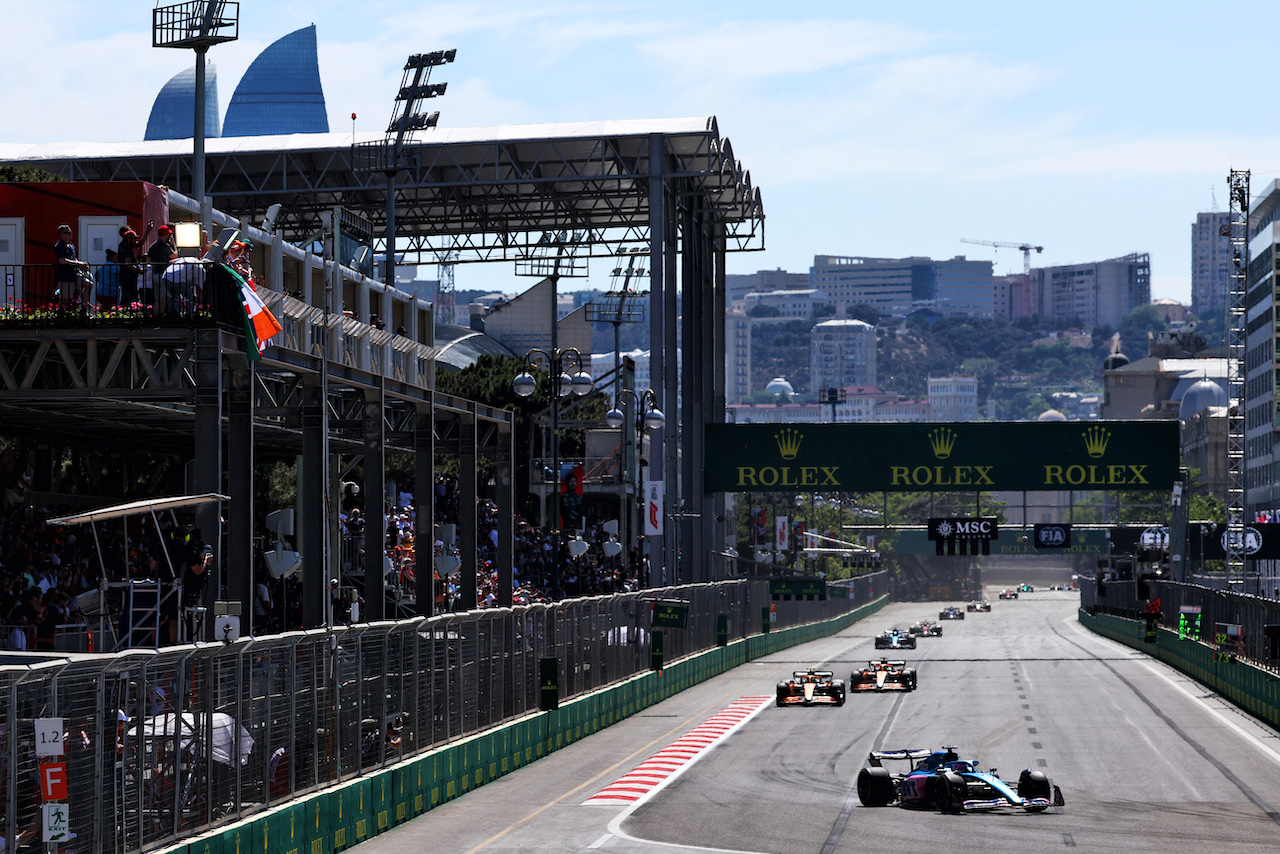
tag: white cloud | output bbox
[638,19,937,80]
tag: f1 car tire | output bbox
[776,685,787,707]
[832,680,846,706]
[935,627,943,636]
[856,766,895,806]
[1018,769,1051,810]
[938,772,966,814]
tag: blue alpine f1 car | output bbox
[874,628,917,650]
[856,747,1064,813]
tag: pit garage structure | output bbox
[0,117,763,633]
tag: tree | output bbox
[747,304,780,318]
[846,303,882,325]
[1117,305,1169,360]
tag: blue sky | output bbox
[5,1,1280,302]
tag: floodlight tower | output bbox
[152,2,239,227]
[380,50,455,288]
[1225,170,1249,587]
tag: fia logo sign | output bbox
[1034,524,1071,549]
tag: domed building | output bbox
[1178,377,1228,421]
[1036,408,1067,421]
[1180,378,1229,503]
[765,377,795,398]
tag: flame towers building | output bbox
[144,65,222,141]
[223,25,329,136]
[144,25,328,141]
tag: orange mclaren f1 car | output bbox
[851,658,917,692]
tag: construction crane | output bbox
[960,239,1044,275]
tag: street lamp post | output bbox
[605,388,665,586]
[514,347,593,598]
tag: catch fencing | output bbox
[0,574,882,853]
[1081,576,1280,671]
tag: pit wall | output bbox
[167,595,887,854]
[1078,609,1280,731]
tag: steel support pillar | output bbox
[300,378,327,628]
[709,222,727,578]
[457,406,478,610]
[495,421,515,608]
[663,180,679,585]
[414,397,436,616]
[227,358,254,625]
[647,133,671,588]
[363,384,386,621]
[193,328,223,641]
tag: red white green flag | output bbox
[223,264,282,359]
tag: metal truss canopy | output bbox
[2,117,764,265]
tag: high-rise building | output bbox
[726,309,751,403]
[1021,254,1150,328]
[1244,181,1280,512]
[1191,211,1231,320]
[809,256,994,319]
[145,25,328,141]
[810,318,876,393]
[223,25,329,136]
[144,64,221,141]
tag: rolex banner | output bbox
[703,421,1180,493]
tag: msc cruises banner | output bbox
[703,421,1180,493]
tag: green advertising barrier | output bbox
[705,421,1179,493]
[158,595,887,854]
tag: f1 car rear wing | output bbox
[868,660,907,667]
[792,670,834,678]
[867,749,932,768]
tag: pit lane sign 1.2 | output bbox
[704,421,1179,493]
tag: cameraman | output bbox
[178,547,212,642]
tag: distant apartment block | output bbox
[928,376,978,422]
[727,309,751,403]
[1191,211,1231,320]
[742,288,830,320]
[992,274,1021,321]
[1016,254,1150,328]
[810,255,994,319]
[811,319,876,393]
[726,268,810,307]
[728,385,927,424]
[591,349,655,393]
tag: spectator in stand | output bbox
[117,228,144,306]
[53,224,90,308]
[254,568,273,634]
[147,225,177,311]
